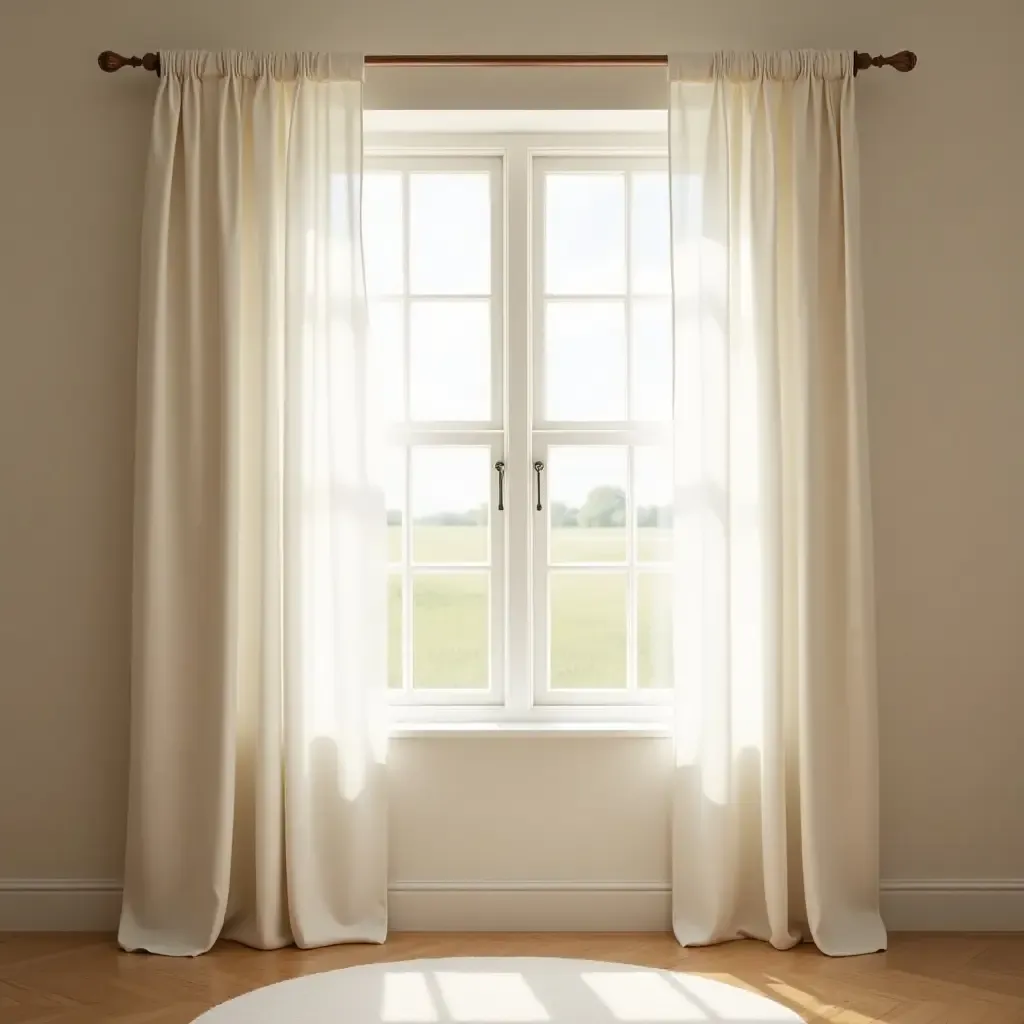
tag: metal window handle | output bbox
[494,460,506,511]
[533,460,545,512]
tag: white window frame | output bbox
[366,130,672,727]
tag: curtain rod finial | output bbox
[887,50,918,72]
[853,49,918,75]
[97,50,160,74]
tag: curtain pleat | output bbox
[668,50,887,956]
[119,51,387,957]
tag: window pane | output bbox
[545,173,625,295]
[413,574,489,688]
[388,574,403,689]
[545,301,626,421]
[411,447,489,564]
[410,300,491,421]
[370,299,404,426]
[363,172,404,296]
[635,445,673,563]
[385,447,405,563]
[410,172,491,295]
[631,172,671,295]
[550,573,626,689]
[638,572,672,688]
[631,299,673,422]
[548,446,627,564]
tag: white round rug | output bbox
[193,956,800,1023]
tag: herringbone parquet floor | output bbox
[1,932,1022,1024]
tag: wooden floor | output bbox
[0,932,1022,1023]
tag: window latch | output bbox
[533,460,545,512]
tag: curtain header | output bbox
[670,50,852,83]
[159,50,364,82]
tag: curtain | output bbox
[119,51,388,956]
[667,51,887,956]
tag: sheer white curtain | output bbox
[119,51,388,956]
[668,51,887,956]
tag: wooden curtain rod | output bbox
[97,50,918,76]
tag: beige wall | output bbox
[1,0,1022,899]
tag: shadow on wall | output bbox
[308,735,387,919]
[221,733,386,947]
[674,746,811,946]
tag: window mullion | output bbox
[625,170,634,421]
[506,138,532,715]
[489,155,506,707]
[625,172,638,694]
[403,444,411,692]
[627,445,638,693]
[401,170,413,694]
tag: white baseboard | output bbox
[1,878,1021,934]
[0,879,123,932]
[880,879,1024,932]
[388,881,672,931]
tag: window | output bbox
[366,156,505,709]
[364,121,673,725]
[532,156,674,710]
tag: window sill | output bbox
[390,721,671,739]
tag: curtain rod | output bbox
[97,50,918,76]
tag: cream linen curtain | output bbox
[668,51,887,955]
[119,51,388,956]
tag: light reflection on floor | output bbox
[196,957,804,1024]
